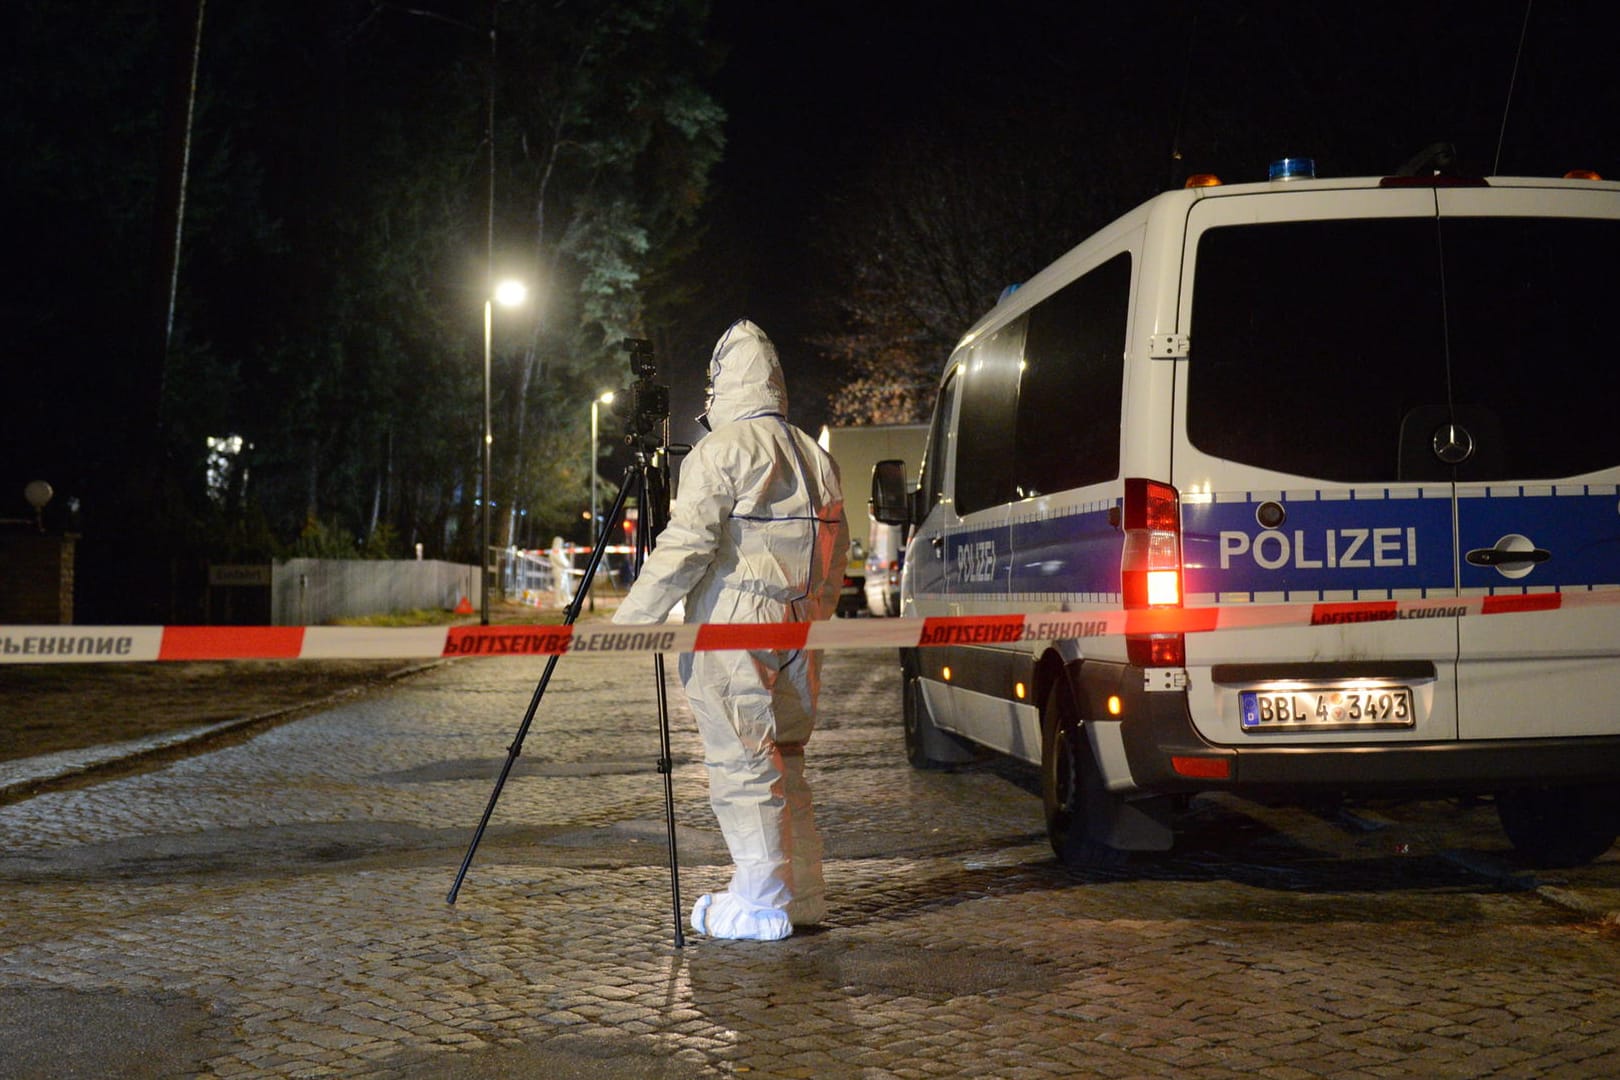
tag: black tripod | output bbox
[448,346,686,949]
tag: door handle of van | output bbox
[930,535,944,551]
[1465,545,1550,567]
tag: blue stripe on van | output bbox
[1010,507,1121,596]
[1457,488,1620,590]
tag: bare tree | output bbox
[815,114,1153,425]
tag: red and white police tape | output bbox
[2,589,1617,663]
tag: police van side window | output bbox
[917,365,961,514]
[954,319,1026,515]
[1012,253,1131,498]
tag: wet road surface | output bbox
[4,650,1620,1077]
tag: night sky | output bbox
[694,0,1620,436]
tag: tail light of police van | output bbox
[1121,478,1185,667]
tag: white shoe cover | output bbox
[690,891,792,941]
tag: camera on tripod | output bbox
[451,332,686,941]
[614,337,670,449]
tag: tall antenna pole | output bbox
[1493,0,1535,176]
[488,0,497,290]
[480,2,499,625]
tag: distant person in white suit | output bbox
[549,536,573,608]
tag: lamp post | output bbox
[589,391,616,545]
[24,481,53,532]
[588,391,615,612]
[481,278,528,625]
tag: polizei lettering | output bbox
[955,539,996,583]
[568,629,679,654]
[1220,527,1419,571]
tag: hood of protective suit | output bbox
[703,319,789,430]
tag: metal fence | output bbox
[501,548,562,608]
[271,558,479,626]
[498,546,630,610]
[269,550,631,625]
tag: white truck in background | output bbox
[818,424,928,616]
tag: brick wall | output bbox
[0,531,76,624]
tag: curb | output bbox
[0,660,447,803]
[1440,847,1620,925]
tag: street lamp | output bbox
[481,278,528,625]
[24,481,53,532]
[590,391,616,545]
[588,391,616,612]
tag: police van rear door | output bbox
[1432,181,1620,741]
[1174,184,1462,747]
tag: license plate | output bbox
[1240,686,1415,730]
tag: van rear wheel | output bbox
[1040,682,1126,868]
[1497,785,1620,869]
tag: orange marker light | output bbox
[1184,173,1223,188]
[1107,695,1122,716]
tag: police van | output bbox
[870,159,1620,868]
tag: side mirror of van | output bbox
[869,459,910,527]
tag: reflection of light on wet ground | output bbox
[964,846,1040,871]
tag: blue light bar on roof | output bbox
[1269,157,1316,181]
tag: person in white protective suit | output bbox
[549,536,573,608]
[613,319,849,941]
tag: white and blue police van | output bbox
[871,159,1620,868]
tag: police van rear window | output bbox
[1189,216,1620,483]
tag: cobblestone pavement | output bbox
[4,650,1620,1078]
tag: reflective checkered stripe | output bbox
[1183,485,1620,603]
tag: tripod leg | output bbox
[654,650,684,948]
[636,453,685,948]
[447,469,641,905]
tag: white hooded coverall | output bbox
[613,320,849,941]
[549,537,573,608]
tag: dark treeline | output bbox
[5,0,730,621]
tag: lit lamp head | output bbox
[494,279,527,307]
[24,480,52,530]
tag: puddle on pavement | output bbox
[0,987,214,1079]
[382,1031,713,1080]
[803,939,1061,996]
[0,818,730,883]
